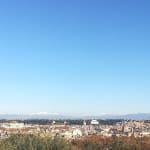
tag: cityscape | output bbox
[1,119,150,139]
[0,118,150,149]
[0,0,150,149]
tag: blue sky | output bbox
[0,0,150,114]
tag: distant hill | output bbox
[89,113,150,120]
[0,113,150,120]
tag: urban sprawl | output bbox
[0,119,150,139]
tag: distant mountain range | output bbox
[0,113,150,120]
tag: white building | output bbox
[1,122,25,129]
[73,129,82,138]
[91,120,99,125]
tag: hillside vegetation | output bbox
[0,134,150,150]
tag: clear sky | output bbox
[0,0,150,114]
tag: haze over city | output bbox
[0,0,150,115]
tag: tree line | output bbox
[0,119,123,125]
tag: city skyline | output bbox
[0,0,150,114]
